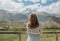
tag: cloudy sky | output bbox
[0,0,60,14]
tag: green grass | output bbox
[0,22,60,41]
[0,32,60,41]
[0,34,19,41]
[21,34,60,41]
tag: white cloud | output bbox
[41,0,47,4]
[26,4,40,9]
[46,1,60,14]
[24,0,40,3]
[20,1,60,14]
[30,0,40,2]
[37,1,60,14]
[0,0,60,15]
[18,0,60,14]
[19,3,41,12]
[0,0,24,11]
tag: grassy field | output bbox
[0,34,19,41]
[0,22,60,41]
[21,34,60,41]
[0,34,60,41]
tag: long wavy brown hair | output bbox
[28,13,39,29]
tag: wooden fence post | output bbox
[19,32,21,41]
[56,33,58,41]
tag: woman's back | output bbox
[26,13,40,41]
[26,23,40,34]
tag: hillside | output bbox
[0,9,60,24]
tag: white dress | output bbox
[26,24,40,41]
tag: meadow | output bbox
[0,21,60,41]
[0,34,60,41]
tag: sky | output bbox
[0,0,60,14]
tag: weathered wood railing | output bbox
[0,31,60,41]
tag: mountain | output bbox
[37,12,49,22]
[0,9,28,22]
[0,9,14,22]
[14,13,28,22]
[21,8,37,15]
[0,9,60,23]
[48,16,60,23]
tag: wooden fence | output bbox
[0,31,60,41]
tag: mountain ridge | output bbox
[0,9,60,23]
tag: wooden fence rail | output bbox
[0,31,60,41]
[0,31,60,34]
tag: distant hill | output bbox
[0,9,60,24]
[14,14,28,22]
[0,9,28,22]
[49,16,60,23]
[0,9,14,22]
